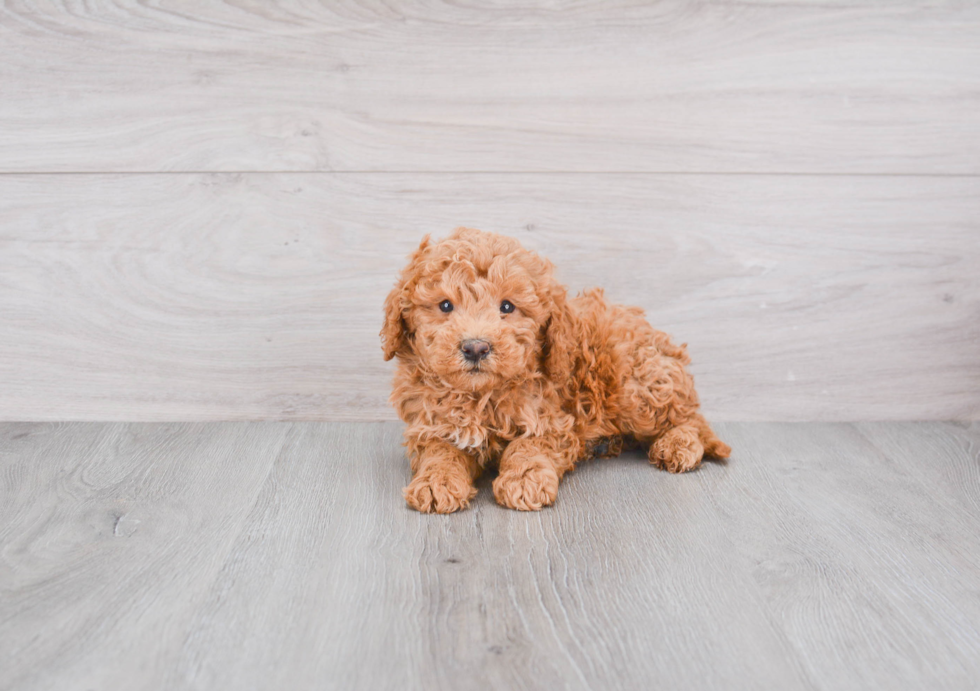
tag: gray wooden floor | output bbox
[2,421,980,691]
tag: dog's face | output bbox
[382,228,571,392]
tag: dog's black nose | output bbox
[461,339,491,362]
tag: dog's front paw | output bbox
[404,470,477,514]
[493,462,559,511]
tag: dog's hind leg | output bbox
[645,414,730,473]
[692,412,731,460]
[647,423,704,473]
[617,375,731,473]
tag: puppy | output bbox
[382,228,730,513]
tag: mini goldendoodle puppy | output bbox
[382,227,730,513]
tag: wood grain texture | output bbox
[706,422,980,690]
[3,421,980,690]
[855,421,980,523]
[2,173,977,421]
[1,1,978,173]
[0,421,291,691]
[167,422,810,691]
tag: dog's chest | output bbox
[444,404,501,451]
[442,395,534,458]
[447,417,490,451]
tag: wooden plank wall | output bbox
[1,1,977,421]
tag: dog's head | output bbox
[381,228,574,391]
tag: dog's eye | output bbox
[500,300,515,314]
[438,300,454,313]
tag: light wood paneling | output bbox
[2,173,977,421]
[1,1,978,173]
[3,421,980,689]
[1,2,977,421]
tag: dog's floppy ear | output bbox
[380,282,408,361]
[381,235,430,361]
[542,282,576,382]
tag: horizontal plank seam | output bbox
[1,418,975,424]
[1,171,979,178]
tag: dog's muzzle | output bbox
[460,339,491,363]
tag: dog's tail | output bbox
[694,413,731,459]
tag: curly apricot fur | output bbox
[382,228,731,512]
